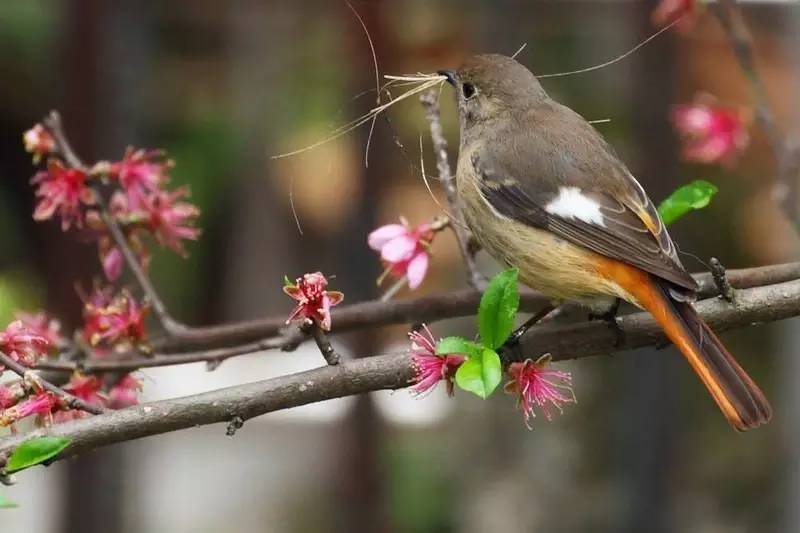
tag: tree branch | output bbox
[710,257,735,302]
[34,334,302,373]
[0,353,104,415]
[140,261,800,354]
[713,1,800,227]
[4,276,800,464]
[300,319,340,366]
[43,111,191,338]
[519,278,800,360]
[420,90,486,290]
[27,261,800,374]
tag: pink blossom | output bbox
[93,199,152,279]
[108,190,143,224]
[23,124,55,162]
[99,240,125,281]
[31,160,95,230]
[83,289,148,347]
[107,374,142,408]
[82,284,114,309]
[409,325,466,396]
[64,374,103,405]
[505,356,575,429]
[283,272,344,331]
[54,374,104,422]
[0,391,59,426]
[15,311,63,350]
[672,95,750,164]
[652,0,698,31]
[109,148,172,209]
[0,383,22,409]
[143,187,200,256]
[368,219,434,290]
[0,320,50,368]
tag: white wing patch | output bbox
[545,187,605,226]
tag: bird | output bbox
[438,54,771,431]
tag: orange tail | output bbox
[598,260,772,431]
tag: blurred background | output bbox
[1,0,799,531]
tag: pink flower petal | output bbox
[381,235,417,263]
[102,246,124,281]
[283,285,302,300]
[285,303,304,324]
[318,297,333,330]
[673,106,713,135]
[406,252,429,289]
[326,291,344,306]
[367,224,407,251]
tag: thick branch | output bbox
[4,277,800,463]
[522,278,800,360]
[0,354,413,465]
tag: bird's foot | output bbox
[503,303,558,354]
[588,298,625,348]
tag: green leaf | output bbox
[436,336,482,358]
[0,494,17,509]
[283,275,293,287]
[4,436,71,474]
[478,268,520,349]
[455,348,502,399]
[657,180,719,226]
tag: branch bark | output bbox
[419,90,486,290]
[0,353,104,415]
[30,261,800,373]
[4,276,800,464]
[125,261,800,354]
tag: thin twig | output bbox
[35,333,303,374]
[300,319,340,366]
[419,90,487,290]
[713,1,800,227]
[93,193,188,336]
[710,257,735,303]
[0,352,104,415]
[43,111,189,338]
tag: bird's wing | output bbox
[471,147,698,292]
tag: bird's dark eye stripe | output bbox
[462,82,476,99]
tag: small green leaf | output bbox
[455,348,503,399]
[0,494,17,509]
[5,436,71,474]
[478,268,520,349]
[283,275,293,287]
[657,180,719,226]
[436,336,482,358]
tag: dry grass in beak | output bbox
[271,73,447,160]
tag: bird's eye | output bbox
[462,82,476,100]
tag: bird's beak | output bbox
[437,69,457,86]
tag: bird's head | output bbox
[438,54,548,131]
